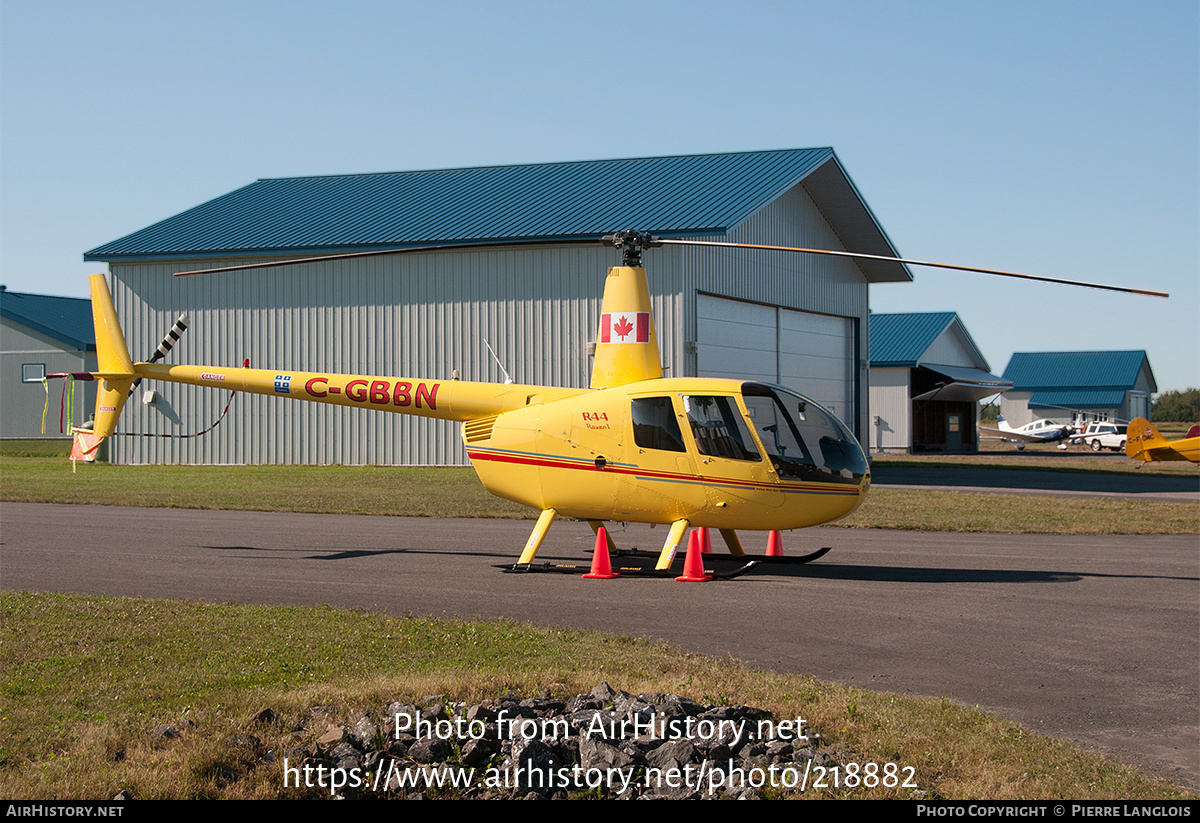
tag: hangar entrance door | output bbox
[695,294,857,436]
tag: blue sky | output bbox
[2,0,1196,391]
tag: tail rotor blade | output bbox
[128,314,189,396]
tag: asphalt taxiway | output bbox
[2,502,1196,789]
[871,463,1199,504]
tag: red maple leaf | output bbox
[613,315,634,340]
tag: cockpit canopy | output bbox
[630,382,867,484]
[740,383,867,483]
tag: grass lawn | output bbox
[1,592,1193,800]
[3,450,1195,534]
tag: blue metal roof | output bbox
[869,312,958,365]
[1028,390,1128,410]
[84,149,904,270]
[1002,351,1152,391]
[0,288,95,350]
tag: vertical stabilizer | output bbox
[88,274,136,437]
[589,266,663,389]
[1125,417,1171,462]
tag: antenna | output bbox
[483,338,514,385]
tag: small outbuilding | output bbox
[867,312,1010,453]
[0,287,97,439]
[1000,351,1156,427]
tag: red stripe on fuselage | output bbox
[465,447,858,495]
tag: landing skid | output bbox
[747,546,832,565]
[615,546,833,566]
[498,545,832,577]
[500,556,759,578]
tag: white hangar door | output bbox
[778,308,856,425]
[696,294,856,427]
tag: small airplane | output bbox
[65,230,1168,575]
[1124,418,1199,464]
[980,416,1075,450]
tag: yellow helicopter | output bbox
[76,230,1167,574]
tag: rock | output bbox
[216,683,848,798]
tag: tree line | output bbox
[1152,389,1199,422]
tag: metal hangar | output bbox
[867,312,1010,453]
[999,351,1156,428]
[0,288,97,440]
[83,148,911,466]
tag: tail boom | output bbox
[135,363,584,423]
[85,273,585,445]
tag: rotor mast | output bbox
[590,232,665,389]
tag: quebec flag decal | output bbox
[599,312,650,343]
[274,374,292,394]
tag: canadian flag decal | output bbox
[600,312,650,343]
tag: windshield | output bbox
[740,383,867,484]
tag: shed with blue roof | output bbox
[867,312,1010,452]
[1,286,97,439]
[999,351,1155,428]
[84,148,910,466]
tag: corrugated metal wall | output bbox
[1,320,95,439]
[109,244,684,465]
[680,181,870,439]
[922,326,981,369]
[868,368,912,452]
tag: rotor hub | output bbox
[601,230,662,267]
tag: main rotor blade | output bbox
[176,247,434,276]
[174,232,1170,299]
[657,238,1169,298]
[174,238,584,276]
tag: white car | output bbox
[1072,422,1126,452]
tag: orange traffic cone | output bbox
[766,530,784,557]
[583,526,620,579]
[675,530,711,582]
[699,527,712,554]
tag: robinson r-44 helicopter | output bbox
[74,230,1167,576]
